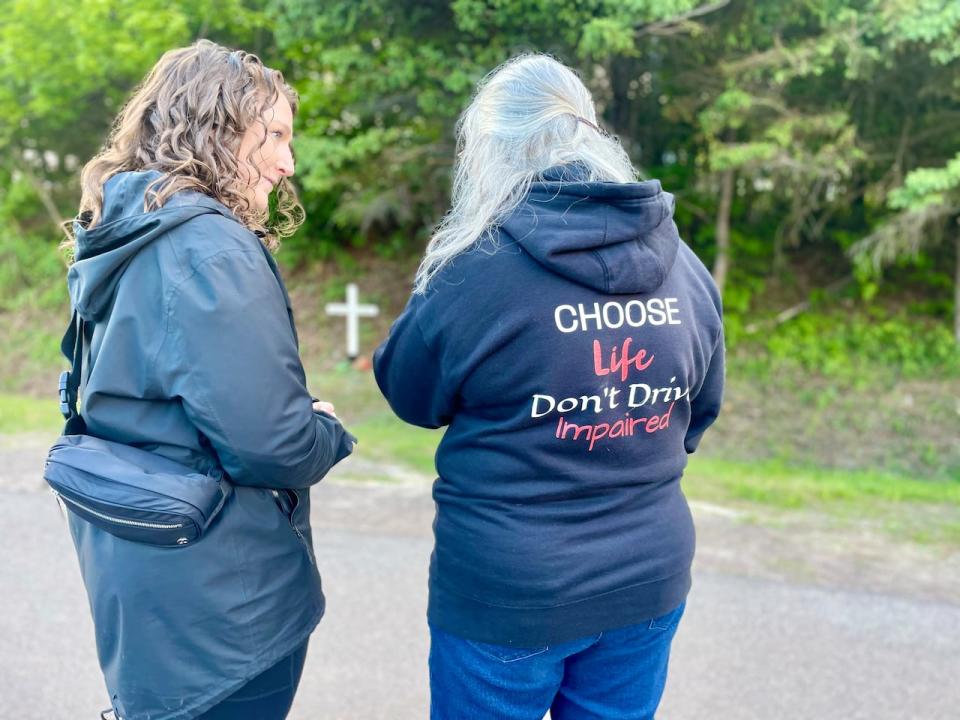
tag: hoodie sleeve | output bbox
[684,328,725,454]
[373,294,453,429]
[164,247,355,489]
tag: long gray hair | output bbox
[414,53,637,293]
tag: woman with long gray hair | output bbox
[59,40,353,719]
[375,54,724,718]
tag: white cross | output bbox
[325,283,379,360]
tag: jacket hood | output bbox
[68,170,234,320]
[500,163,680,294]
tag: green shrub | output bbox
[734,311,960,382]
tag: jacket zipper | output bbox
[51,490,185,530]
[294,525,315,566]
[283,490,316,566]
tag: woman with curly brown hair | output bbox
[60,40,354,720]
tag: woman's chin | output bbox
[252,192,270,213]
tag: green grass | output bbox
[4,370,959,546]
[331,390,960,547]
[682,456,960,546]
[6,379,959,510]
[305,366,442,476]
[349,414,441,475]
[682,457,960,507]
[307,365,395,419]
[0,393,63,434]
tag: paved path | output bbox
[1,441,958,719]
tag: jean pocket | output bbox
[648,600,686,631]
[465,638,550,664]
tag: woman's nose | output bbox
[277,145,295,178]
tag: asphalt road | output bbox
[1,442,958,719]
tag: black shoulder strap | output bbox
[58,309,88,435]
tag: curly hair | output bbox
[64,39,304,254]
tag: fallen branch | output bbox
[636,0,730,37]
[744,276,852,333]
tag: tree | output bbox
[0,0,264,231]
[849,0,960,343]
[852,155,960,342]
[266,0,719,258]
[685,2,865,292]
[0,0,267,309]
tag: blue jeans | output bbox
[429,601,685,720]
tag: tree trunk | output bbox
[772,229,786,276]
[713,168,734,294]
[955,233,960,344]
[19,161,64,232]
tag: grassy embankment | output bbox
[2,255,958,547]
[5,364,957,547]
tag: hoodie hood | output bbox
[68,170,234,321]
[500,164,680,294]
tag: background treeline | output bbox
[2,0,959,478]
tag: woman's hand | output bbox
[312,400,337,418]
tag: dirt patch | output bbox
[690,501,960,605]
[284,253,420,369]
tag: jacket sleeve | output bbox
[684,328,725,454]
[373,294,453,429]
[165,247,354,489]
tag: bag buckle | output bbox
[58,370,71,419]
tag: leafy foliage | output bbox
[1,0,959,355]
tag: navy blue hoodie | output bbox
[374,165,724,647]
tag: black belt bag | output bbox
[44,311,231,547]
